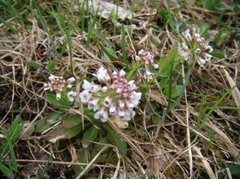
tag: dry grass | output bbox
[0,0,239,178]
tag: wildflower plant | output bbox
[79,67,142,122]
[178,29,213,66]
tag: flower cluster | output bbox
[178,29,213,66]
[79,67,141,122]
[135,49,159,69]
[135,49,159,80]
[44,75,77,101]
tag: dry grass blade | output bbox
[206,122,240,162]
[193,146,217,179]
[223,69,240,117]
[108,120,146,160]
[75,146,108,179]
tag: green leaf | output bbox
[228,164,240,177]
[63,125,82,139]
[211,49,225,59]
[0,163,13,178]
[26,60,41,70]
[214,30,230,47]
[0,115,22,178]
[92,29,115,47]
[204,0,225,11]
[126,64,138,80]
[62,115,81,129]
[158,56,168,76]
[151,115,162,125]
[100,43,118,60]
[35,112,62,133]
[0,115,22,157]
[121,26,127,66]
[158,54,180,77]
[164,84,184,98]
[103,125,127,156]
[81,126,99,147]
[199,24,209,37]
[47,60,56,71]
[72,149,89,174]
[48,124,82,143]
[46,92,73,108]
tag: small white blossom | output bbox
[67,91,77,102]
[144,70,153,80]
[82,80,92,90]
[79,90,91,103]
[56,92,61,100]
[95,66,111,82]
[183,29,192,41]
[79,67,141,122]
[67,77,76,83]
[179,29,213,66]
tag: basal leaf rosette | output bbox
[79,67,142,122]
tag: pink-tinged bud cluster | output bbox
[135,49,159,80]
[79,67,142,122]
[179,29,213,66]
[44,75,77,101]
[135,49,159,69]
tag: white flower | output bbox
[92,84,101,92]
[67,77,76,83]
[204,54,212,61]
[135,55,141,61]
[101,110,109,122]
[122,111,131,121]
[88,98,100,111]
[179,29,213,67]
[49,74,56,81]
[183,29,192,41]
[153,64,159,69]
[119,69,126,77]
[131,91,142,106]
[95,67,110,82]
[94,108,108,122]
[109,103,117,115]
[198,58,206,66]
[56,92,61,100]
[144,70,153,80]
[119,100,125,109]
[79,90,91,103]
[138,49,144,55]
[104,97,112,107]
[128,80,136,90]
[43,83,51,91]
[67,91,77,102]
[102,86,108,92]
[118,110,125,118]
[207,46,213,53]
[82,80,92,90]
